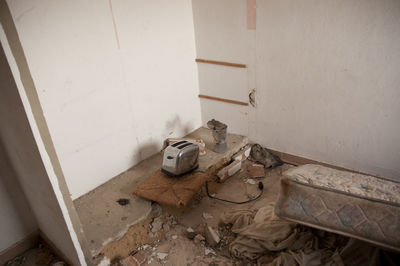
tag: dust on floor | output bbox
[99,161,289,265]
[100,160,400,266]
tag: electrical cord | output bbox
[206,181,264,204]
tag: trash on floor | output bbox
[217,160,242,182]
[204,225,221,247]
[149,216,163,233]
[6,244,66,266]
[194,234,205,244]
[247,163,265,178]
[220,203,398,265]
[250,144,283,168]
[120,251,146,266]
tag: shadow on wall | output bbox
[132,114,195,164]
[0,139,38,237]
[164,114,193,139]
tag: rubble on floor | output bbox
[250,144,283,168]
[5,243,66,266]
[217,160,241,182]
[247,163,265,178]
[96,143,399,266]
[204,225,220,247]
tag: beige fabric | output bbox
[220,205,398,266]
[284,164,400,205]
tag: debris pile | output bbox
[249,144,283,168]
[5,244,66,266]
[247,163,265,178]
[204,225,220,247]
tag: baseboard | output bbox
[267,148,381,178]
[0,231,39,265]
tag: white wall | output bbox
[0,142,37,253]
[7,0,202,199]
[255,0,400,180]
[192,0,400,180]
[0,32,83,265]
[192,0,249,136]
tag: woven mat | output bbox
[133,169,209,207]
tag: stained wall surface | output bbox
[192,0,400,180]
[6,0,202,199]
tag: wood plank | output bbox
[198,94,248,106]
[195,58,246,68]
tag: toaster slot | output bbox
[177,142,193,149]
[171,140,187,147]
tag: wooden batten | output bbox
[198,94,248,106]
[195,58,246,68]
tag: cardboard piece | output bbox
[133,169,209,207]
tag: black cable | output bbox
[206,181,264,204]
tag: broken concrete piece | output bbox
[204,247,216,256]
[162,223,170,231]
[156,253,168,260]
[202,212,214,220]
[133,252,146,265]
[204,226,220,247]
[166,213,177,225]
[232,145,251,162]
[121,251,146,266]
[247,164,265,178]
[97,257,110,266]
[150,217,163,233]
[194,234,205,243]
[171,235,178,240]
[140,245,150,250]
[245,179,256,185]
[217,160,242,182]
[120,256,137,266]
[186,227,196,239]
[151,203,162,217]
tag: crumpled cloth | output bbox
[221,205,398,266]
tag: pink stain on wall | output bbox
[247,0,256,30]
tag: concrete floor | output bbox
[74,127,248,258]
[101,160,292,265]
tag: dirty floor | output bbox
[99,160,290,265]
[74,127,248,258]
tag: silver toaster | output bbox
[162,140,199,176]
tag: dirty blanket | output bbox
[221,205,398,265]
